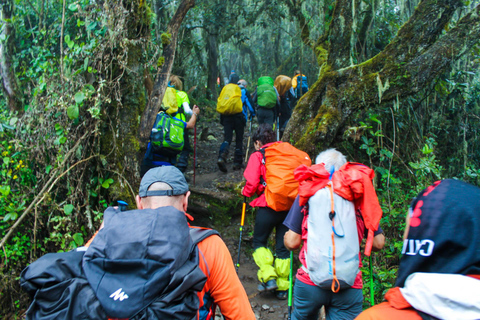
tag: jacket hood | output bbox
[395,179,480,287]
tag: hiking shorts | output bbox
[292,279,363,320]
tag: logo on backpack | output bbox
[150,112,185,157]
[257,76,277,109]
[217,84,243,115]
[260,142,311,212]
[110,288,129,301]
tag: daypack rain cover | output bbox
[163,87,179,114]
[263,142,311,211]
[151,112,185,156]
[274,75,292,97]
[257,76,277,109]
[217,84,242,115]
[306,185,359,290]
[83,207,207,319]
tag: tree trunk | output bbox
[138,0,196,153]
[206,30,219,100]
[284,0,480,156]
[0,0,23,113]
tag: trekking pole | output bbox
[235,196,247,273]
[193,122,197,186]
[288,250,293,320]
[245,117,252,163]
[276,115,280,141]
[369,255,375,306]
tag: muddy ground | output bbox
[184,116,292,319]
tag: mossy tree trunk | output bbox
[0,0,23,113]
[100,0,151,201]
[138,0,196,154]
[101,0,195,202]
[283,0,480,156]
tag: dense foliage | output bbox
[1,0,479,316]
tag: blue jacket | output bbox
[239,85,255,121]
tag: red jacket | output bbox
[242,142,276,207]
[294,162,382,256]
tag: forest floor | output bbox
[183,117,292,319]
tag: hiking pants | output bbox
[292,279,363,320]
[177,128,192,172]
[257,107,275,127]
[219,113,245,164]
[252,206,290,290]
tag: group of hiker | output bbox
[216,70,309,173]
[140,70,309,178]
[19,69,480,320]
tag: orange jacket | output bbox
[294,162,383,256]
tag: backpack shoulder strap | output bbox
[189,228,220,245]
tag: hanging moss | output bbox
[161,32,172,45]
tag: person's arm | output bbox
[185,105,200,129]
[284,230,301,251]
[199,236,256,320]
[283,196,304,250]
[372,232,385,252]
[242,152,263,197]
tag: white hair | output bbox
[315,148,347,172]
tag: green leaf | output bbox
[68,3,78,11]
[74,92,85,104]
[101,178,114,189]
[83,57,89,71]
[0,185,10,196]
[64,204,75,215]
[46,165,52,174]
[65,35,74,49]
[4,212,18,221]
[72,233,84,246]
[3,157,10,165]
[67,105,79,120]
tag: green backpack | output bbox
[150,112,185,157]
[257,76,277,109]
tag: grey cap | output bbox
[139,166,189,197]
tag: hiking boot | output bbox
[276,290,288,300]
[257,279,278,292]
[217,157,227,173]
[232,162,244,171]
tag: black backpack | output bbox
[21,207,219,320]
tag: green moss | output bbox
[160,33,172,45]
[157,56,165,67]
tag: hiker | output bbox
[253,76,280,126]
[291,70,308,98]
[21,166,256,320]
[357,179,480,320]
[242,123,303,300]
[169,75,194,173]
[274,75,295,138]
[217,78,255,172]
[228,70,237,84]
[283,149,385,320]
[140,88,200,177]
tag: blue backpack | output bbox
[296,75,309,98]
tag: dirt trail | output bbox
[185,119,290,319]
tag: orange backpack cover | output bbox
[262,142,311,211]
